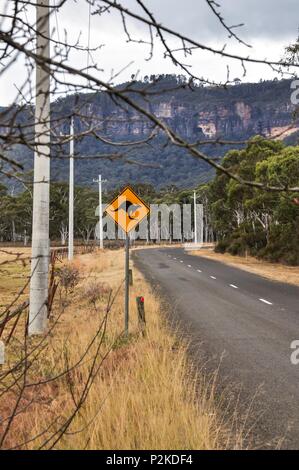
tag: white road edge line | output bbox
[229,284,238,289]
[259,298,273,305]
[210,276,217,280]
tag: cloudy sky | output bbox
[1,0,298,105]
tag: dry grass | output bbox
[0,247,242,450]
[0,248,30,307]
[194,250,299,287]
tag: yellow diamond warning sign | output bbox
[105,186,150,234]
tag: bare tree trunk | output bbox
[29,0,50,335]
[60,223,68,245]
[24,229,28,246]
[12,220,16,242]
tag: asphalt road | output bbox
[133,247,299,449]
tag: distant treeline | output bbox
[1,136,299,264]
[0,179,199,245]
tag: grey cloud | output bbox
[62,1,299,45]
[129,0,298,43]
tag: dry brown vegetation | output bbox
[194,250,299,287]
[0,248,31,308]
[0,248,242,449]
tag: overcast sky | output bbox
[1,0,298,106]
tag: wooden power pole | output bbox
[29,0,50,335]
[193,190,198,245]
[93,175,106,249]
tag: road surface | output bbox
[133,247,299,449]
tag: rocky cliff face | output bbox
[1,77,299,189]
[63,77,298,142]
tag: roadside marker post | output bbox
[136,296,146,336]
[105,186,150,335]
[129,268,133,286]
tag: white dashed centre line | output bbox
[197,269,202,273]
[180,260,183,263]
[229,284,238,289]
[259,298,273,305]
[210,276,217,280]
[187,264,192,268]
[173,257,177,260]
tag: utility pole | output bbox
[68,117,74,260]
[93,175,107,249]
[193,190,198,245]
[29,0,50,335]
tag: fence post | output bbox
[129,269,133,286]
[136,296,146,336]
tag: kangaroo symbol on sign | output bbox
[113,201,142,220]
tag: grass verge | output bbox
[0,248,242,449]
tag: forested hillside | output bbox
[1,76,298,190]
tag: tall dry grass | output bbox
[0,248,242,449]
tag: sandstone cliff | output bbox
[1,76,298,188]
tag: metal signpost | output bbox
[105,186,150,335]
[125,234,130,333]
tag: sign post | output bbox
[125,234,130,334]
[105,186,150,335]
